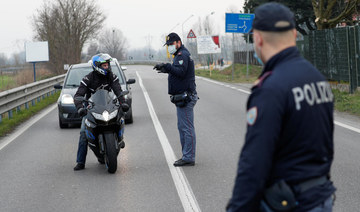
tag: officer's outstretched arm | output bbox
[228,88,284,211]
[165,55,189,78]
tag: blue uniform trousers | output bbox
[76,117,88,164]
[176,94,197,162]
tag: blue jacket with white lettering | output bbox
[227,47,335,212]
[164,45,196,95]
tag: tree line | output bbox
[4,0,357,73]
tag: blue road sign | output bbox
[226,13,255,34]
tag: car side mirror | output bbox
[54,84,63,89]
[127,79,136,84]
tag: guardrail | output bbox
[0,74,65,122]
[118,60,168,66]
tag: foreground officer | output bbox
[227,3,335,212]
[154,32,198,166]
[73,53,123,171]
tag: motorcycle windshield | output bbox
[89,89,116,108]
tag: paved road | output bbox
[0,65,359,211]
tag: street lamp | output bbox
[182,14,194,39]
[169,23,180,33]
[205,11,215,35]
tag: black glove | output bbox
[153,63,168,73]
[78,107,87,117]
[153,63,164,70]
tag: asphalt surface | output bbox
[0,65,359,212]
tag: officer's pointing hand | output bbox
[153,63,169,73]
[153,63,164,71]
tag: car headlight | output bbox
[91,110,118,122]
[61,94,74,105]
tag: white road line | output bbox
[0,104,57,151]
[197,76,360,134]
[334,121,360,134]
[136,72,201,212]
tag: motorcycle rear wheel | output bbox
[104,133,118,173]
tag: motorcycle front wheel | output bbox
[104,133,118,173]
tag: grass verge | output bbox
[196,64,360,117]
[333,89,360,116]
[196,64,262,84]
[0,91,60,137]
[0,75,16,91]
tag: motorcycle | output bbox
[76,89,129,173]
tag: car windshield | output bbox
[64,64,124,88]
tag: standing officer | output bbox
[227,3,335,212]
[154,32,198,166]
[73,53,123,171]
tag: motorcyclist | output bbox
[73,53,123,171]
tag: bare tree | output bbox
[32,0,106,74]
[0,53,7,67]
[98,28,128,60]
[312,0,360,29]
[85,42,100,61]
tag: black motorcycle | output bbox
[77,89,129,173]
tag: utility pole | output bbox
[246,9,250,79]
[232,33,235,81]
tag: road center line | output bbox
[197,76,360,134]
[0,104,57,151]
[136,71,201,212]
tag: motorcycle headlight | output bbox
[61,94,74,105]
[91,110,118,122]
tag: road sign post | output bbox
[226,13,255,80]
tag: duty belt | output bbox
[296,175,328,193]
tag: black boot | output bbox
[73,163,85,171]
[119,141,125,149]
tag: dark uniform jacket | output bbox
[164,45,196,95]
[228,47,335,211]
[74,71,122,110]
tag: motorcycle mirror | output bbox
[74,96,85,101]
[119,90,129,97]
[121,103,130,112]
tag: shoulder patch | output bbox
[247,106,258,125]
[179,60,183,65]
[252,71,273,90]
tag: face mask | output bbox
[253,45,264,66]
[254,52,264,66]
[168,45,177,55]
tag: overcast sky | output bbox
[1,0,245,57]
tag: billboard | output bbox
[25,41,49,62]
[197,35,221,54]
